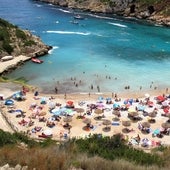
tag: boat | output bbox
[1,55,14,62]
[31,57,43,64]
[73,15,85,20]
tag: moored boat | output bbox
[31,57,43,64]
[74,15,85,20]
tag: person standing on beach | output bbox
[55,87,58,94]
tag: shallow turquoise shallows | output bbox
[0,0,170,94]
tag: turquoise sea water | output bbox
[0,0,170,94]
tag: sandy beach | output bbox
[0,82,170,151]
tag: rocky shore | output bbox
[35,0,170,26]
[0,29,52,75]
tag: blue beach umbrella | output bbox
[113,103,120,109]
[137,105,145,111]
[5,99,14,105]
[98,96,104,103]
[51,108,61,116]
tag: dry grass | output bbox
[0,144,170,170]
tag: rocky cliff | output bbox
[34,0,170,26]
[0,18,51,59]
[0,18,52,75]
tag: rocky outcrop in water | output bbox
[35,0,170,26]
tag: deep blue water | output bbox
[0,0,170,94]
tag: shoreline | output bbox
[0,55,31,75]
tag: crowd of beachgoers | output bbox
[0,85,170,151]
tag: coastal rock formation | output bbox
[0,18,52,75]
[0,18,51,58]
[35,0,170,26]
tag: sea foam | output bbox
[46,30,90,36]
[108,22,127,28]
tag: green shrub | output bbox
[13,132,38,148]
[16,29,26,40]
[24,40,36,46]
[0,18,13,28]
[2,41,13,54]
[0,130,17,147]
[74,134,164,166]
[0,29,10,41]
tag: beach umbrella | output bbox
[147,101,154,107]
[142,122,151,128]
[106,98,111,101]
[94,108,103,114]
[113,103,120,109]
[145,93,150,98]
[102,119,111,130]
[112,110,121,117]
[162,122,170,129]
[40,97,47,104]
[63,116,72,123]
[148,111,157,118]
[83,118,91,126]
[137,105,145,111]
[156,95,165,102]
[122,120,131,133]
[75,108,84,113]
[94,109,103,120]
[5,99,14,105]
[39,111,47,116]
[122,120,131,127]
[51,108,61,116]
[98,96,104,102]
[128,111,139,117]
[128,107,136,113]
[67,100,73,106]
[162,101,168,107]
[97,103,105,109]
[43,129,52,136]
[48,101,56,109]
[163,108,169,114]
[166,114,170,119]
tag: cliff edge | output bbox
[35,0,170,26]
[0,18,52,75]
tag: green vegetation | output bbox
[0,76,34,92]
[24,40,36,46]
[2,41,13,54]
[0,76,28,84]
[0,18,37,55]
[16,29,27,40]
[0,130,170,169]
[73,134,164,166]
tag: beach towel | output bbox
[112,121,120,126]
[92,125,97,131]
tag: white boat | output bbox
[74,15,85,20]
[1,55,14,61]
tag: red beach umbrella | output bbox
[148,101,154,107]
[157,95,165,102]
[163,108,169,114]
[67,101,73,106]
